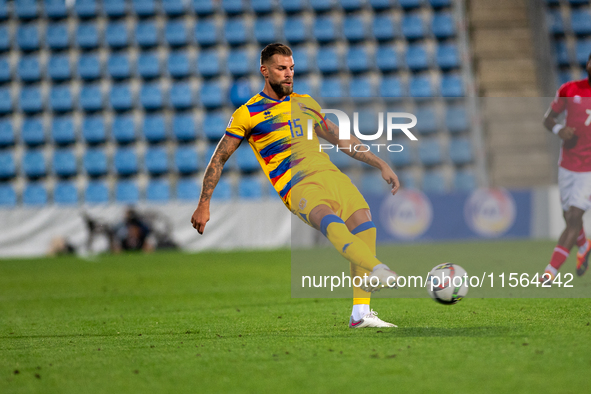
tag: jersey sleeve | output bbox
[550,83,568,114]
[225,105,250,140]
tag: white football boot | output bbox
[360,263,399,293]
[349,310,397,328]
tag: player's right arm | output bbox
[544,84,575,141]
[191,106,250,234]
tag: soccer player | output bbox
[191,43,401,328]
[540,53,591,282]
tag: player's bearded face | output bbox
[267,55,294,97]
[270,77,293,97]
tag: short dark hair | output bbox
[588,52,591,62]
[260,43,293,65]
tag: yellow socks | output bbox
[351,222,377,306]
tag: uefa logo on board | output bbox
[380,189,433,240]
[464,188,516,237]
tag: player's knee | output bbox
[565,208,584,229]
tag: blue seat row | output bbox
[548,8,591,36]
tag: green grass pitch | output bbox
[1,240,590,393]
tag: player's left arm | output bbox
[315,119,400,195]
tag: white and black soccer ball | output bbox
[426,263,468,305]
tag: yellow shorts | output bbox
[289,170,370,226]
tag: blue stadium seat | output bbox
[132,0,156,17]
[23,150,47,178]
[194,0,217,15]
[105,21,129,49]
[114,147,139,176]
[254,17,277,44]
[370,0,393,11]
[112,115,136,144]
[238,177,263,200]
[222,0,246,14]
[380,75,404,99]
[109,83,134,111]
[319,77,345,102]
[18,56,41,82]
[54,181,78,205]
[419,139,443,166]
[85,180,110,204]
[373,15,396,42]
[376,46,399,72]
[399,0,421,9]
[143,114,167,143]
[17,24,40,51]
[135,21,159,47]
[22,118,45,146]
[292,47,312,74]
[228,49,252,77]
[173,114,197,142]
[415,105,438,134]
[45,0,68,19]
[0,151,15,179]
[145,146,169,175]
[294,78,313,96]
[0,120,14,147]
[430,0,451,8]
[341,0,363,11]
[108,54,131,80]
[0,26,9,52]
[389,141,413,167]
[195,19,219,46]
[284,16,307,44]
[49,85,73,112]
[235,146,259,172]
[402,14,426,40]
[0,0,7,20]
[454,170,477,191]
[165,20,189,47]
[177,178,200,200]
[225,18,249,46]
[137,52,161,79]
[445,105,468,133]
[547,10,565,35]
[79,85,103,111]
[82,116,106,144]
[140,82,163,110]
[53,149,77,178]
[78,54,101,80]
[76,22,99,49]
[115,180,140,204]
[571,9,591,36]
[230,79,253,107]
[23,183,48,206]
[344,15,367,42]
[449,137,473,165]
[200,81,225,108]
[436,43,460,70]
[409,75,434,98]
[281,0,307,14]
[83,148,108,177]
[406,44,430,71]
[349,76,375,101]
[51,117,75,145]
[556,40,571,66]
[212,178,233,200]
[146,179,170,202]
[16,0,38,20]
[163,0,187,15]
[575,39,591,66]
[314,15,339,43]
[103,0,127,17]
[167,50,191,78]
[203,112,226,141]
[558,70,572,86]
[347,46,372,73]
[422,171,446,193]
[48,54,71,81]
[317,46,341,74]
[252,0,274,14]
[440,74,464,97]
[169,83,193,109]
[75,0,98,18]
[0,56,9,82]
[432,12,456,39]
[19,86,43,113]
[47,23,69,50]
[359,173,391,195]
[567,0,587,5]
[175,146,199,174]
[0,184,16,207]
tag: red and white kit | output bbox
[551,79,591,211]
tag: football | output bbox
[427,263,469,305]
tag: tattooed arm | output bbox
[315,119,400,195]
[191,135,242,234]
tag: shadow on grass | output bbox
[380,326,513,337]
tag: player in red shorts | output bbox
[540,53,591,283]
